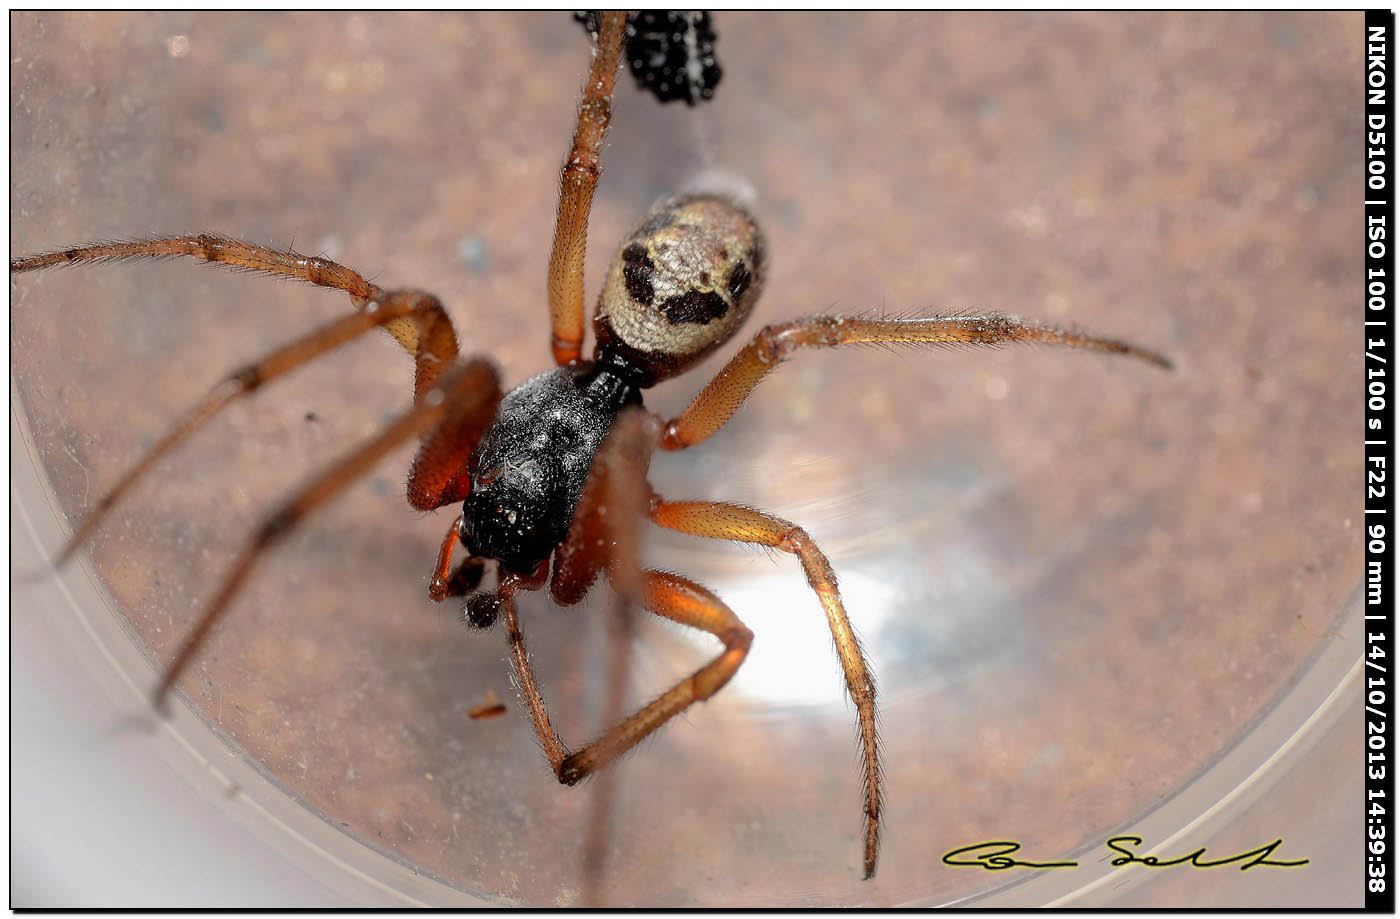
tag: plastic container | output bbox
[12,12,1364,906]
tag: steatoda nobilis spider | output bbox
[11,11,1170,886]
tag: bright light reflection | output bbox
[719,567,898,708]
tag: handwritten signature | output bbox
[943,837,1309,872]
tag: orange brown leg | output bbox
[648,497,883,879]
[10,236,457,397]
[501,568,754,786]
[551,408,660,607]
[49,290,464,565]
[504,564,751,907]
[545,407,657,904]
[506,409,750,787]
[153,358,501,709]
[546,11,626,365]
[579,585,634,909]
[404,364,503,511]
[661,312,1173,450]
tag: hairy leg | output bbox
[502,567,753,785]
[649,497,883,879]
[662,312,1172,450]
[545,11,626,365]
[551,409,660,606]
[11,235,459,400]
[405,365,503,510]
[153,358,500,708]
[546,407,657,903]
[51,291,461,564]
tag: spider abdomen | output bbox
[593,194,766,387]
[462,364,637,574]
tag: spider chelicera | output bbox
[11,12,1170,883]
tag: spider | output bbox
[12,12,1170,891]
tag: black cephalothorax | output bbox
[463,362,638,575]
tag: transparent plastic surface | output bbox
[12,12,1363,906]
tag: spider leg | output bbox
[579,583,635,910]
[53,290,462,566]
[11,236,457,399]
[509,409,756,784]
[661,312,1173,450]
[501,568,753,785]
[153,357,500,709]
[552,408,657,905]
[506,558,752,907]
[551,408,660,607]
[405,362,503,510]
[648,498,882,880]
[546,11,626,365]
[501,409,658,773]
